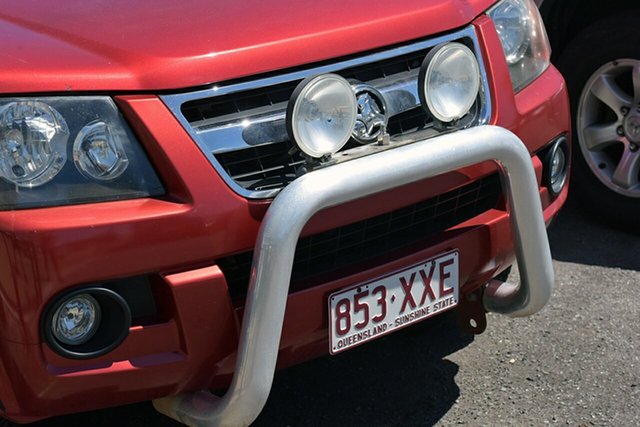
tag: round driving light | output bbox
[545,138,569,196]
[51,294,101,345]
[0,101,69,187]
[419,43,481,124]
[491,0,531,65]
[74,120,129,180]
[286,73,357,158]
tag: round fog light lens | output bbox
[51,294,101,345]
[419,43,481,123]
[286,73,357,158]
[549,142,568,195]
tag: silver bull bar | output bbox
[153,125,554,426]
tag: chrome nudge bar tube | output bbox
[153,125,554,427]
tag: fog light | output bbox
[286,73,357,159]
[43,287,131,359]
[419,42,480,124]
[51,294,101,345]
[544,137,569,196]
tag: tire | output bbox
[556,11,640,228]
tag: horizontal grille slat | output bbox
[218,174,501,299]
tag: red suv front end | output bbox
[0,0,569,424]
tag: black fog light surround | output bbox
[43,287,131,359]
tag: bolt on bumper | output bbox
[153,125,554,426]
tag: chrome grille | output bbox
[161,26,491,199]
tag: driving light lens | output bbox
[51,294,101,345]
[74,121,129,180]
[286,74,357,158]
[0,101,69,187]
[489,0,551,92]
[419,43,480,123]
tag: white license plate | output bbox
[328,251,459,354]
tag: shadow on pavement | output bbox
[548,194,640,271]
[255,314,473,426]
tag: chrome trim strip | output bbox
[153,125,553,426]
[160,25,492,199]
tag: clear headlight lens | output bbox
[74,120,129,181]
[0,102,69,187]
[489,0,551,92]
[419,42,481,123]
[0,97,164,210]
[286,74,357,159]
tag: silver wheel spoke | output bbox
[591,74,632,114]
[612,146,640,189]
[633,63,640,104]
[583,122,622,151]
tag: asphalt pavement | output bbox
[34,195,639,426]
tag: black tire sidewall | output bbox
[556,12,640,226]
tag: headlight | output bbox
[418,42,481,124]
[489,0,551,92]
[286,74,357,159]
[0,97,164,210]
[0,101,69,187]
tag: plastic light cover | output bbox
[74,120,129,181]
[548,140,568,196]
[287,74,357,158]
[489,0,551,92]
[0,101,69,187]
[52,294,101,345]
[550,147,566,194]
[0,97,164,210]
[419,43,481,123]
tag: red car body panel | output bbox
[0,2,570,423]
[0,0,495,93]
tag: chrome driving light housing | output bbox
[489,0,551,92]
[418,43,480,124]
[51,293,101,345]
[0,97,164,210]
[286,74,357,159]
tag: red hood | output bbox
[0,0,496,93]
